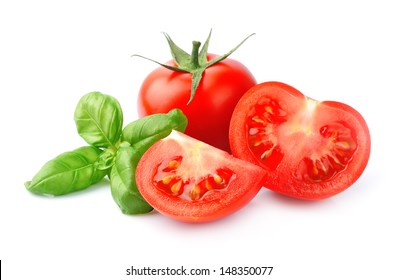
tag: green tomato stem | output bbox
[133,30,255,105]
[191,41,201,68]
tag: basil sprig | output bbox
[25,92,187,214]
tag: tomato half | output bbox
[137,54,256,152]
[136,130,264,222]
[229,82,371,200]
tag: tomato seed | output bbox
[213,174,222,184]
[168,159,181,170]
[162,175,176,185]
[170,180,183,195]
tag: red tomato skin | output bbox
[137,54,257,152]
[136,131,264,223]
[229,81,371,200]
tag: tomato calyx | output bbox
[133,30,255,105]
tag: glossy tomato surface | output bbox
[136,130,264,222]
[229,81,371,200]
[137,54,256,152]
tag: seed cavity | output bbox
[154,156,235,201]
[295,122,357,182]
[245,98,287,170]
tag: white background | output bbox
[1,0,396,279]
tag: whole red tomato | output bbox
[136,31,256,152]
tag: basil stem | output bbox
[121,108,187,157]
[96,147,116,171]
[110,143,153,214]
[74,91,123,150]
[25,146,107,196]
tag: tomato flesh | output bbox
[230,82,371,200]
[136,131,264,222]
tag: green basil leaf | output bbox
[25,146,107,196]
[110,143,153,214]
[121,108,187,156]
[74,91,123,149]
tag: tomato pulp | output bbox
[136,130,264,222]
[229,82,371,200]
[137,54,256,152]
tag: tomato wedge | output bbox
[136,130,264,222]
[229,81,371,200]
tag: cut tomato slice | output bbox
[229,81,371,200]
[136,130,265,222]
